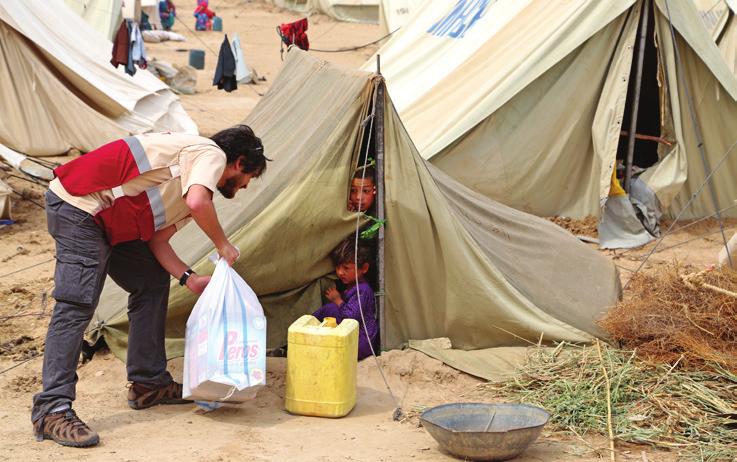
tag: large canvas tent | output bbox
[266,0,379,24]
[378,0,425,34]
[64,0,123,40]
[91,50,620,376]
[365,0,737,223]
[0,0,197,158]
[694,0,737,73]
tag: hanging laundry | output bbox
[213,35,237,92]
[277,18,309,51]
[194,0,216,31]
[111,20,130,68]
[127,20,148,76]
[231,33,253,84]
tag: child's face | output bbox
[348,178,376,212]
[335,262,369,285]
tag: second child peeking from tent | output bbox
[347,165,377,213]
[312,238,378,360]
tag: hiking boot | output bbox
[33,409,99,448]
[127,381,191,410]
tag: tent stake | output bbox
[624,0,650,194]
[375,56,387,351]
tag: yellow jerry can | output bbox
[285,315,358,417]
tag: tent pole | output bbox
[375,55,387,351]
[624,0,650,194]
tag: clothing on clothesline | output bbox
[111,19,147,76]
[128,21,148,76]
[213,35,237,92]
[231,33,252,84]
[278,18,309,51]
[111,20,129,68]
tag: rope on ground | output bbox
[0,312,46,323]
[10,190,45,210]
[633,225,737,258]
[681,270,737,298]
[0,258,55,279]
[617,203,737,256]
[310,28,398,53]
[0,352,42,376]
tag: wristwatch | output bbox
[179,268,195,286]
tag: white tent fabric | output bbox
[365,0,737,220]
[694,0,737,73]
[378,0,426,34]
[310,0,378,23]
[266,0,378,23]
[64,0,123,40]
[0,0,197,157]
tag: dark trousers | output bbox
[32,191,173,423]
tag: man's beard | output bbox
[218,178,238,199]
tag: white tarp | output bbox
[266,0,379,23]
[0,0,197,157]
[64,0,123,40]
[365,0,737,220]
[694,0,737,73]
[379,0,427,34]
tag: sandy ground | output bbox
[0,0,731,460]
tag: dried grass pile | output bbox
[476,343,737,461]
[600,266,737,371]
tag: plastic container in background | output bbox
[188,49,205,70]
[285,315,358,418]
[213,16,223,32]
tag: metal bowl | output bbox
[420,403,550,461]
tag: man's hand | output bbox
[325,287,343,305]
[218,242,240,266]
[186,274,211,295]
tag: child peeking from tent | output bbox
[347,165,377,213]
[313,237,378,360]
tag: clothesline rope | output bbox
[310,28,399,53]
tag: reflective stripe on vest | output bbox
[53,136,187,244]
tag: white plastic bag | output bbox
[183,258,267,405]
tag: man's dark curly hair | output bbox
[330,235,372,268]
[210,124,269,177]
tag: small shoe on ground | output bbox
[127,381,192,410]
[34,409,100,448]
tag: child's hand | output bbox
[325,287,343,305]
